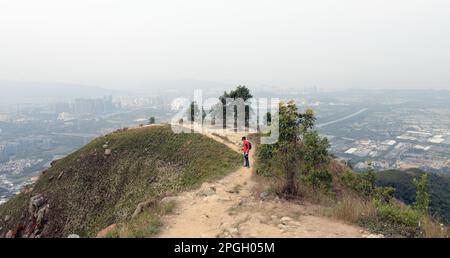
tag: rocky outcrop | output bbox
[23,194,50,238]
[0,125,242,238]
[103,142,112,156]
[132,199,156,218]
[5,230,14,238]
[160,196,178,205]
[365,233,385,238]
[3,194,50,238]
[96,224,117,238]
[197,184,217,197]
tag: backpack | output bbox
[248,141,252,150]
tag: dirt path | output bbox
[157,130,368,238]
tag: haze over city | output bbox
[0,0,450,242]
[1,0,450,91]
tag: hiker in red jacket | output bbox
[242,136,251,168]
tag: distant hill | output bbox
[0,81,122,105]
[0,125,240,237]
[376,169,450,224]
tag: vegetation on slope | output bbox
[0,125,240,238]
[375,168,450,224]
[255,101,448,238]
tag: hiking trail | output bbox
[157,128,368,238]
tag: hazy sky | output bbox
[1,0,449,90]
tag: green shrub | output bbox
[376,202,420,228]
[353,200,421,237]
[255,144,276,177]
[303,169,332,190]
[413,174,430,214]
[339,170,374,197]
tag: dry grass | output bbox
[323,194,448,238]
[327,194,377,223]
[421,216,449,238]
[106,200,176,238]
[297,184,335,206]
[253,169,448,238]
[211,132,232,143]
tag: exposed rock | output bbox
[22,194,50,238]
[67,234,80,238]
[226,186,240,194]
[102,144,109,149]
[5,230,14,238]
[147,175,157,184]
[96,224,117,238]
[132,199,156,218]
[4,215,11,222]
[366,234,384,238]
[31,195,45,207]
[228,227,239,235]
[259,191,269,199]
[280,217,292,223]
[104,149,112,156]
[198,186,216,196]
[30,228,41,238]
[50,159,61,167]
[36,205,49,226]
[277,224,289,230]
[160,196,178,205]
[29,194,45,214]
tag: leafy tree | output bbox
[148,116,156,124]
[256,101,302,194]
[217,85,253,129]
[257,101,331,196]
[413,173,430,214]
[298,109,316,134]
[302,131,331,189]
[365,161,376,191]
[302,131,330,171]
[219,85,253,103]
[353,162,377,197]
[376,169,450,224]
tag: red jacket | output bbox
[242,140,250,153]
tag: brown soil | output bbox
[157,129,367,238]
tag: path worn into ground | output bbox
[158,129,367,238]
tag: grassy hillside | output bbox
[0,125,240,238]
[376,169,450,224]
